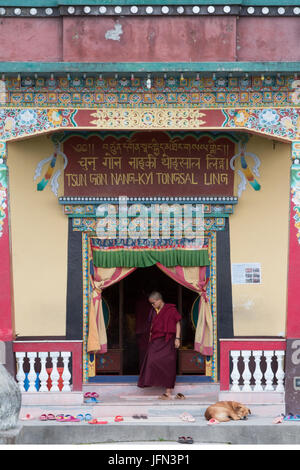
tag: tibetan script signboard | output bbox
[63,132,235,198]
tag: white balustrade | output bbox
[27,352,38,392]
[241,350,252,392]
[15,350,72,392]
[230,350,241,392]
[50,352,60,392]
[229,349,285,392]
[61,352,71,392]
[252,350,263,391]
[15,352,26,392]
[39,352,49,392]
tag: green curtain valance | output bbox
[92,248,210,268]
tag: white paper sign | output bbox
[232,263,261,285]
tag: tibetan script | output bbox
[63,132,235,197]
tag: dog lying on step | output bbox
[205,401,251,423]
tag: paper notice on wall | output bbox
[231,263,262,285]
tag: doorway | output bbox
[98,265,201,376]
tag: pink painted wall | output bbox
[237,18,300,61]
[0,16,299,62]
[63,16,236,62]
[0,18,63,62]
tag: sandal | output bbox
[177,436,194,444]
[185,436,194,444]
[207,418,220,425]
[84,392,99,400]
[283,414,300,421]
[88,419,108,424]
[159,393,172,400]
[114,416,124,422]
[84,397,100,403]
[20,413,35,421]
[175,393,186,400]
[47,413,56,421]
[59,415,80,422]
[273,415,284,424]
[179,412,195,422]
[56,414,65,421]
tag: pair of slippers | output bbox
[84,392,100,403]
[179,412,195,422]
[88,415,124,424]
[272,413,300,424]
[40,413,93,422]
[39,413,56,421]
[159,393,186,400]
[56,414,81,422]
[40,414,82,422]
[178,436,194,444]
[88,419,108,424]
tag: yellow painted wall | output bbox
[8,136,68,336]
[7,132,290,339]
[230,136,290,337]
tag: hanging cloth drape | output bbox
[87,266,136,353]
[92,247,210,268]
[88,239,212,359]
[156,264,213,356]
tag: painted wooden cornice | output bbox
[0,1,299,17]
[0,61,299,75]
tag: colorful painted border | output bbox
[81,229,217,383]
[2,73,298,110]
[1,106,300,143]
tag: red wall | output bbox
[237,18,300,62]
[63,16,236,62]
[0,18,63,61]
[0,16,299,62]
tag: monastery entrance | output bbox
[97,265,203,377]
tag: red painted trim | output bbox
[0,173,14,343]
[219,339,286,391]
[13,341,83,391]
[286,194,300,337]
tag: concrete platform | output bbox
[2,381,293,446]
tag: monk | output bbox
[137,291,182,399]
[135,289,151,369]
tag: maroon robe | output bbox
[138,303,182,389]
[135,295,151,369]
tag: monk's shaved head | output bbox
[148,291,163,301]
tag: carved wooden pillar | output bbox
[0,140,15,374]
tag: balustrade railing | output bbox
[220,338,286,392]
[13,340,83,392]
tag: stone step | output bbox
[83,380,220,400]
[12,412,296,446]
[19,398,284,421]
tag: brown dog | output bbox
[205,401,251,423]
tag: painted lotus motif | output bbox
[18,109,38,126]
[258,109,280,127]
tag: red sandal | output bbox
[114,415,124,422]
